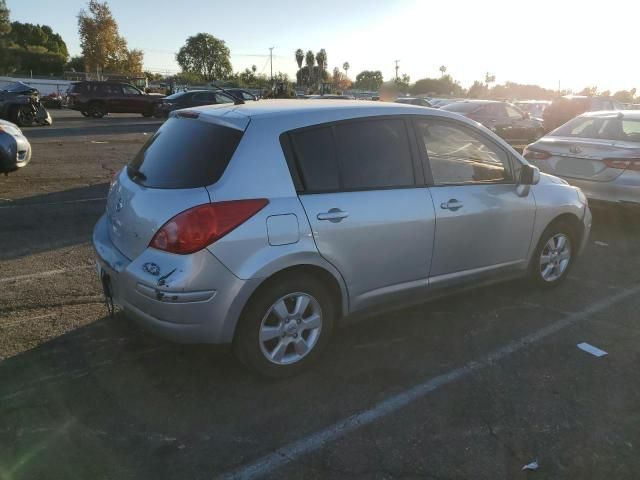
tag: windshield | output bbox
[163,91,190,100]
[2,82,33,93]
[441,102,480,113]
[551,116,640,142]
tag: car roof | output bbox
[450,99,502,105]
[580,110,640,120]
[193,99,455,120]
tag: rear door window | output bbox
[286,117,416,192]
[128,117,243,188]
[289,127,340,191]
[334,119,415,190]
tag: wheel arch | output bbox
[230,262,348,345]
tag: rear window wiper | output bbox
[128,164,147,181]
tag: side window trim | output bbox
[413,117,518,187]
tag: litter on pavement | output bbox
[577,342,608,357]
[522,460,539,471]
[594,241,609,247]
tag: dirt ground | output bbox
[1,112,640,480]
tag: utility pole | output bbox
[269,47,274,89]
[394,60,400,80]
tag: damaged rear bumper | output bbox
[92,214,259,344]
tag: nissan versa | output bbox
[93,101,592,377]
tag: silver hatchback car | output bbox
[524,111,640,207]
[94,100,591,377]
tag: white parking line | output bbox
[0,265,93,284]
[0,197,107,209]
[216,284,640,480]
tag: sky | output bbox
[7,0,640,92]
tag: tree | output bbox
[342,61,349,76]
[176,33,232,81]
[66,55,85,72]
[613,89,636,103]
[439,65,447,77]
[395,73,410,93]
[485,72,496,85]
[353,70,383,90]
[251,64,257,74]
[332,67,351,92]
[578,86,598,96]
[304,50,315,87]
[315,48,327,70]
[78,0,142,74]
[0,0,10,35]
[1,21,69,75]
[467,80,488,98]
[295,48,304,69]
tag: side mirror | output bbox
[519,164,540,185]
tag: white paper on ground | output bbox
[594,241,609,247]
[577,342,608,357]
[522,460,539,471]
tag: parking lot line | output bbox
[0,197,107,209]
[216,284,640,480]
[0,265,93,284]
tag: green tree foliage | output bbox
[65,55,85,72]
[488,81,557,100]
[176,33,232,81]
[78,0,143,74]
[0,21,69,75]
[410,74,463,96]
[353,70,383,90]
[613,89,637,103]
[395,73,411,92]
[0,0,10,35]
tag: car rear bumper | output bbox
[93,214,259,344]
[564,172,640,206]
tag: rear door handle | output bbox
[440,199,464,211]
[317,208,349,223]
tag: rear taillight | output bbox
[149,199,269,254]
[604,158,640,171]
[523,148,551,161]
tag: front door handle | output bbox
[317,208,349,223]
[440,199,464,211]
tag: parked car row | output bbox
[94,100,592,377]
[67,81,258,118]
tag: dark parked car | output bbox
[223,88,259,102]
[395,97,433,107]
[0,119,31,175]
[441,100,544,145]
[154,90,236,117]
[543,95,623,132]
[67,81,164,118]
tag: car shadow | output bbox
[0,183,109,261]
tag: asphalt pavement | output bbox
[1,111,640,480]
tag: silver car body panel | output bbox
[94,100,591,344]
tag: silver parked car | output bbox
[524,111,640,207]
[94,100,591,377]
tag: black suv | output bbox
[67,81,164,118]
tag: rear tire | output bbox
[88,102,106,118]
[529,221,575,288]
[234,274,335,378]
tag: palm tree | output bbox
[251,64,257,74]
[316,49,327,90]
[343,61,350,77]
[295,49,304,70]
[439,65,447,77]
[305,50,315,88]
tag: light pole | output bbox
[269,47,274,90]
[394,60,399,80]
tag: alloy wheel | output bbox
[259,292,323,365]
[539,233,571,282]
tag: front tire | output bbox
[530,221,575,287]
[234,274,335,378]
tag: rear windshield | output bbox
[550,116,640,142]
[164,91,190,100]
[441,102,480,113]
[127,117,243,188]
